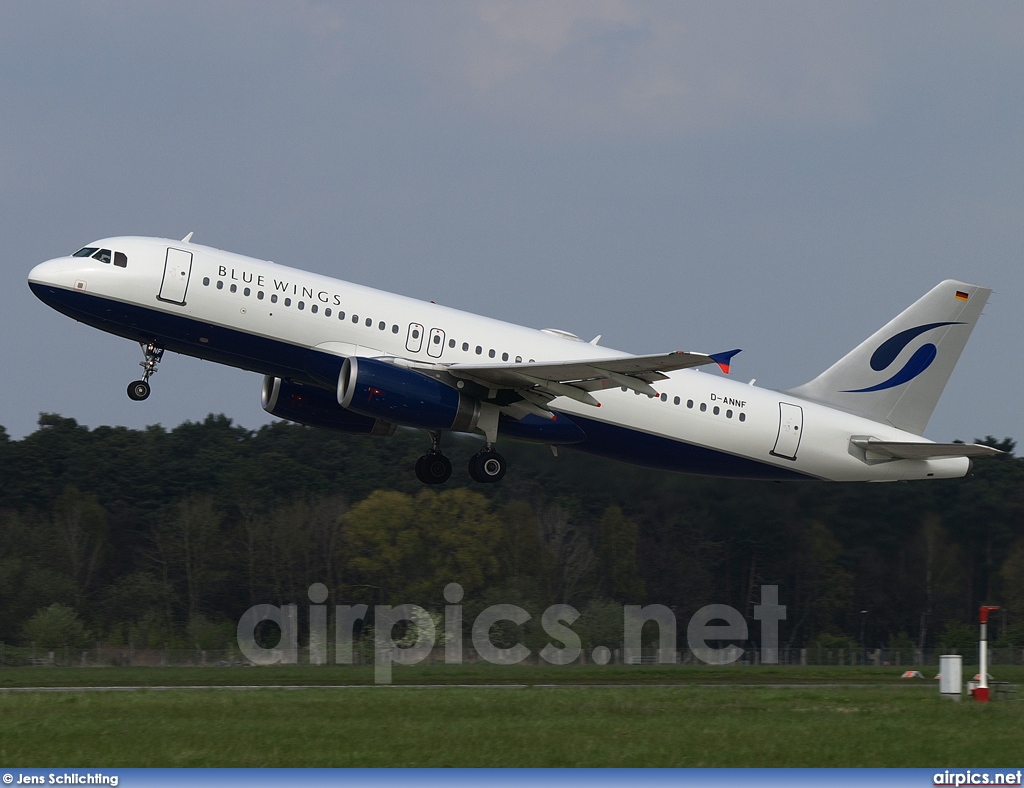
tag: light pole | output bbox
[860,610,867,663]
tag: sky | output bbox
[2,2,1022,446]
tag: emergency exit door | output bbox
[158,248,193,305]
[770,402,803,461]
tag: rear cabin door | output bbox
[770,402,804,460]
[158,248,193,305]
[427,327,446,358]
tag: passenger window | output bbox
[365,318,372,327]
[258,291,265,300]
[502,352,509,361]
[392,325,399,334]
[217,281,224,290]
[660,393,667,402]
[739,413,746,422]
[113,252,128,268]
[244,287,251,296]
[352,315,359,323]
[713,406,720,415]
[271,294,278,303]
[203,277,210,286]
[284,297,291,306]
[92,249,112,264]
[230,284,237,293]
[463,343,469,351]
[325,308,331,317]
[515,356,522,363]
[338,311,345,320]
[674,396,680,405]
[433,335,441,344]
[488,349,496,358]
[379,321,386,330]
[476,346,482,355]
[298,301,305,310]
[449,339,456,348]
[700,403,707,412]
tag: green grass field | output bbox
[2,666,1023,767]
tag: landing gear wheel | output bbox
[469,449,507,483]
[127,380,151,401]
[127,342,164,401]
[416,452,452,485]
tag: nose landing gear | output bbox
[127,342,164,401]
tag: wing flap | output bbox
[447,350,724,389]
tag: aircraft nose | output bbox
[28,258,67,285]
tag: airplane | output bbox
[28,234,1001,484]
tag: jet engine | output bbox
[262,376,395,435]
[338,356,480,432]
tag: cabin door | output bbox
[158,248,193,305]
[771,402,804,460]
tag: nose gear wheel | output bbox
[127,342,164,401]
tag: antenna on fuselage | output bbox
[181,232,194,243]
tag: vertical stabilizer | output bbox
[787,280,990,435]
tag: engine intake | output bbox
[262,376,395,436]
[338,357,480,432]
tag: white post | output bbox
[979,619,988,692]
[974,606,999,703]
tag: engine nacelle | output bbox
[338,356,480,432]
[262,376,395,436]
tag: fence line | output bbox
[1,641,1023,668]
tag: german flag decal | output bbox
[955,290,969,301]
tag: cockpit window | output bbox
[73,247,98,257]
[92,249,112,264]
[113,251,127,268]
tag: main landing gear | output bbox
[469,448,507,483]
[127,342,164,401]
[416,431,453,485]
[414,432,508,485]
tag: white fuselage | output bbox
[28,236,970,482]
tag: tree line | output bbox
[0,414,1021,654]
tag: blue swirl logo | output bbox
[843,321,962,393]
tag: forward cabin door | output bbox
[771,402,804,460]
[158,248,193,305]
[406,323,424,353]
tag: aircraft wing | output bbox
[435,349,741,410]
[850,439,1004,460]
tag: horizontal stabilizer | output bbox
[850,439,1003,461]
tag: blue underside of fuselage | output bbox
[30,284,813,481]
